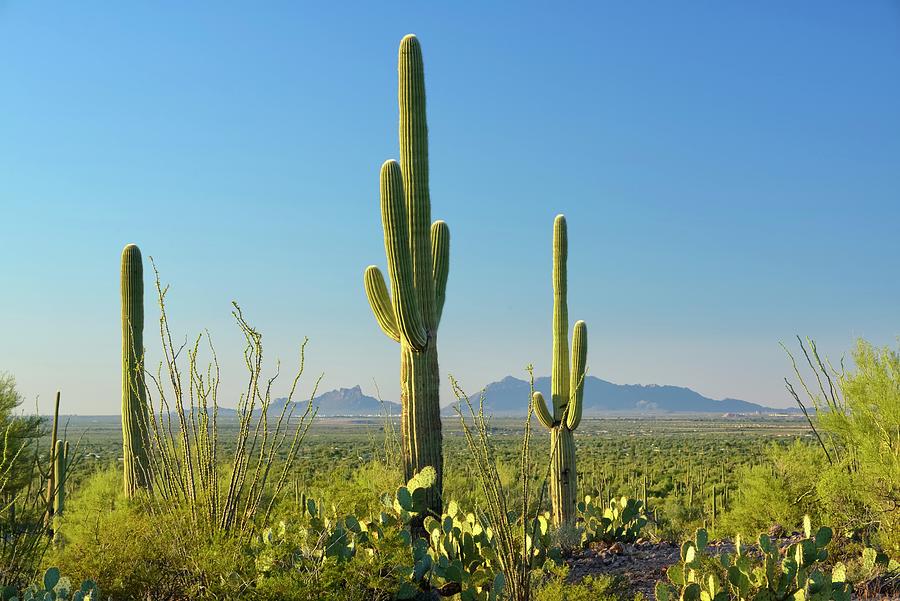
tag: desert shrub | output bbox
[48,467,284,600]
[283,458,403,519]
[532,563,631,601]
[443,454,524,514]
[656,495,703,542]
[817,341,900,554]
[0,373,52,588]
[44,468,183,599]
[0,373,43,496]
[785,338,900,556]
[721,440,825,538]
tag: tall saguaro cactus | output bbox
[121,243,150,496]
[45,390,60,525]
[364,35,449,519]
[533,215,588,527]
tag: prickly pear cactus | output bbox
[533,215,588,527]
[364,35,450,522]
[655,517,852,601]
[578,495,648,545]
[7,567,101,601]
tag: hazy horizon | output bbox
[2,2,898,415]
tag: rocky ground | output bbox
[567,538,690,599]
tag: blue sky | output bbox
[1,2,898,414]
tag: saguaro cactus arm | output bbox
[533,391,556,429]
[53,439,65,516]
[567,320,588,431]
[380,159,428,351]
[430,220,449,324]
[364,266,400,342]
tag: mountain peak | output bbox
[311,385,399,416]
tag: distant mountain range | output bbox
[243,385,400,417]
[219,376,791,417]
[442,375,792,416]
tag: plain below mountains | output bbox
[236,376,790,417]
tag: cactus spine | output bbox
[364,35,449,520]
[121,244,150,497]
[533,215,588,527]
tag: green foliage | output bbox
[579,495,648,546]
[720,441,825,539]
[0,374,52,588]
[817,340,900,555]
[44,469,181,600]
[0,373,43,498]
[655,519,852,601]
[784,338,900,556]
[533,563,631,601]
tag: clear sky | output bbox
[2,2,898,414]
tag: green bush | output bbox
[43,469,183,600]
[818,340,900,555]
[0,373,43,497]
[533,563,632,601]
[780,339,900,557]
[721,440,825,538]
[1,373,53,588]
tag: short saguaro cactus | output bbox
[533,215,588,527]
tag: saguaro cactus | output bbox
[121,243,150,496]
[533,215,588,527]
[364,35,449,519]
[45,390,60,524]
